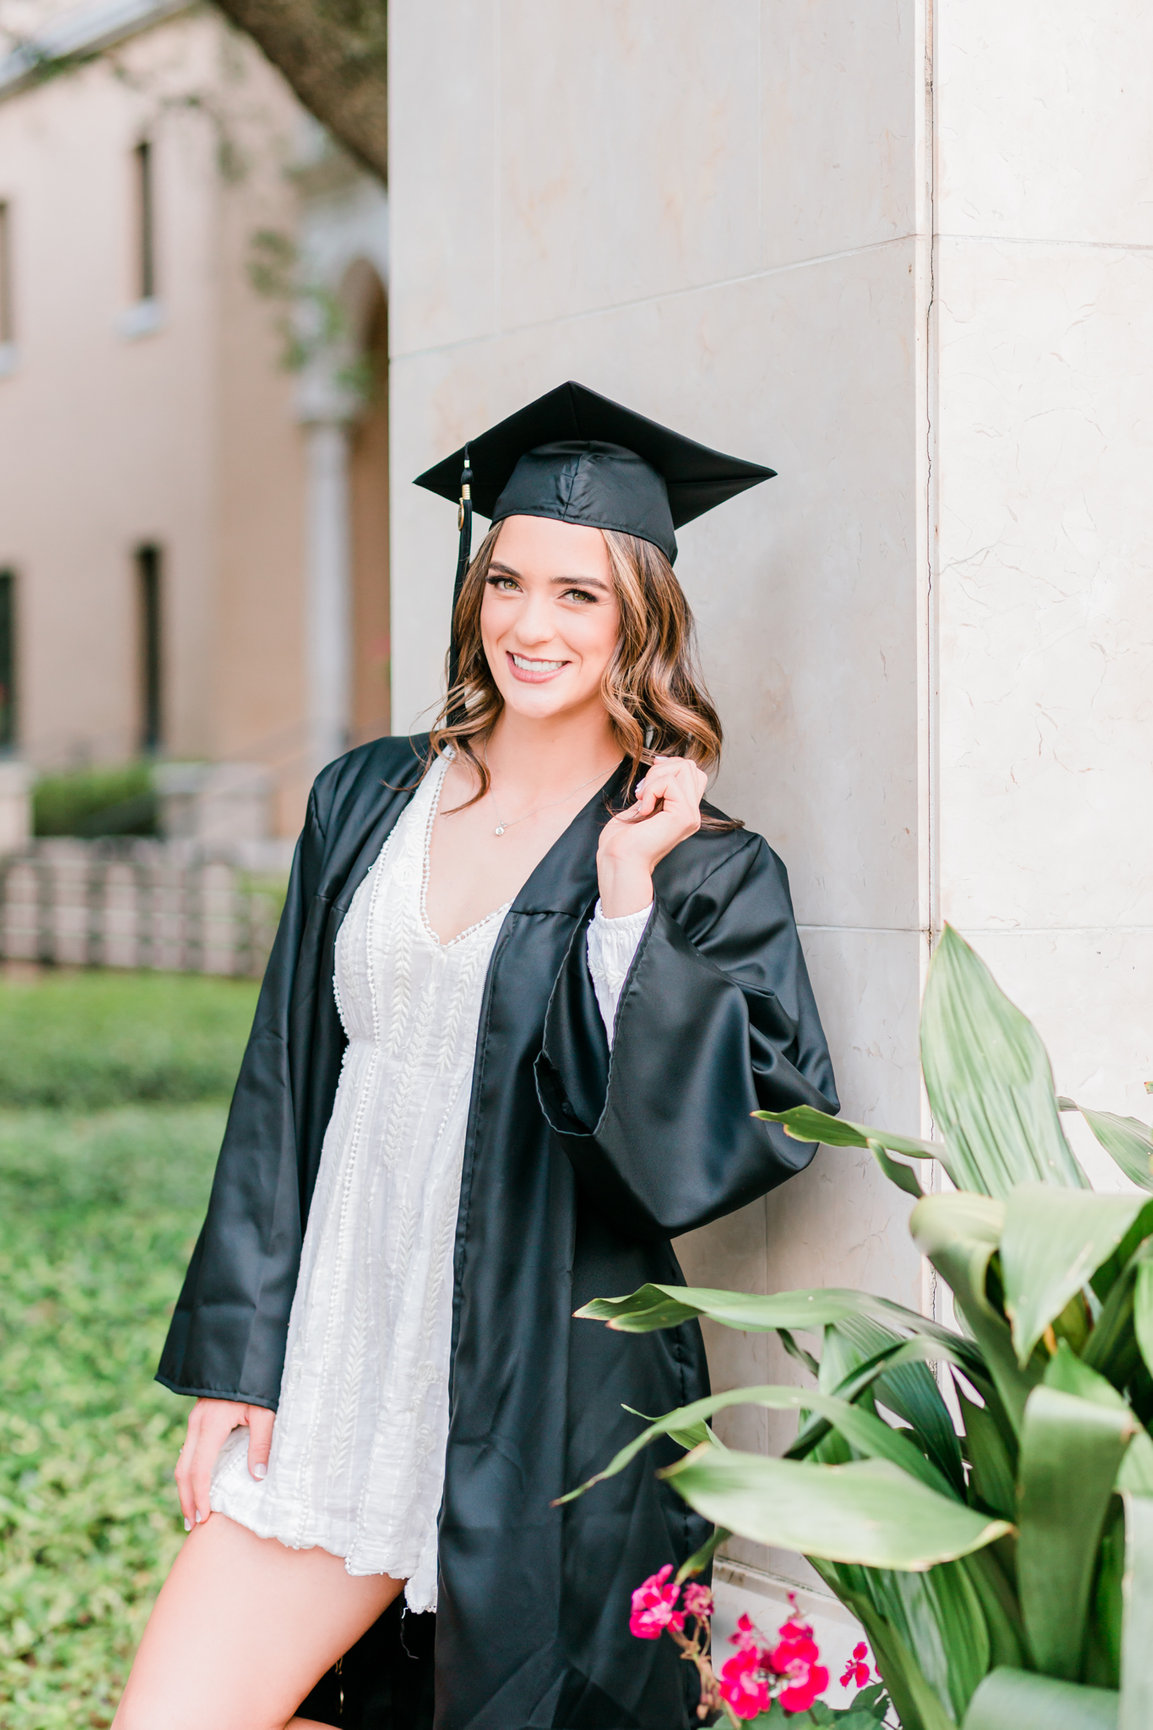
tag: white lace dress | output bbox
[210,754,649,1611]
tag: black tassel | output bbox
[447,446,473,704]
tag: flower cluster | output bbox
[628,1568,870,1725]
[717,1603,832,1718]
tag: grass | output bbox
[0,969,260,1110]
[0,969,258,1727]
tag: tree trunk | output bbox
[213,0,387,182]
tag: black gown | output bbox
[157,734,838,1730]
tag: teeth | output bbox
[512,654,564,671]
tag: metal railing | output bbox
[0,839,281,977]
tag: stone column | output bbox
[301,413,354,775]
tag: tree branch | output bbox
[212,0,387,182]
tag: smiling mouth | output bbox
[507,652,568,682]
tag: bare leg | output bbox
[113,1513,404,1730]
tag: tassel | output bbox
[447,446,473,703]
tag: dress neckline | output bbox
[417,754,511,949]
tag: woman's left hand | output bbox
[597,755,708,917]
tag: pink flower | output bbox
[840,1642,871,1689]
[729,1612,768,1656]
[629,1564,685,1641]
[778,1661,830,1714]
[767,1604,829,1715]
[682,1582,715,1620]
[718,1647,771,1720]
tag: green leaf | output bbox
[810,1566,958,1730]
[659,1447,1011,1569]
[755,1104,947,1162]
[823,1310,967,1495]
[1060,1097,1153,1192]
[911,1191,1041,1437]
[866,1137,925,1198]
[920,926,1086,1195]
[575,1281,971,1357]
[1134,1262,1153,1380]
[957,1387,1017,1520]
[1000,1186,1153,1365]
[1017,1385,1135,1679]
[1120,1493,1153,1730]
[962,1667,1119,1730]
[556,1382,957,1505]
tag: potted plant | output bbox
[566,928,1153,1729]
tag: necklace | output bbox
[488,768,605,836]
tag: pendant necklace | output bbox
[488,768,605,837]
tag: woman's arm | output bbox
[536,782,838,1239]
[156,784,329,1409]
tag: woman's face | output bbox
[480,515,621,723]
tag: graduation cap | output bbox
[413,381,776,686]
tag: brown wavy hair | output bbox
[425,522,740,830]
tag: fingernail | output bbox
[253,1463,267,1480]
[183,1518,191,1532]
[195,1510,203,1524]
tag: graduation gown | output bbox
[157,734,838,1730]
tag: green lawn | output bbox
[0,970,258,1728]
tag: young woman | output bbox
[115,384,838,1730]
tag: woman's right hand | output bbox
[175,1397,275,1530]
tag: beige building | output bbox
[0,0,390,836]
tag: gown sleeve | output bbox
[535,831,838,1241]
[155,784,331,1409]
[585,899,652,1049]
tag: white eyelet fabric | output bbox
[209,755,646,1609]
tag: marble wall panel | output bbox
[497,0,761,325]
[937,0,1153,245]
[388,0,498,355]
[392,241,923,931]
[760,0,917,266]
[675,925,926,1439]
[934,238,1153,931]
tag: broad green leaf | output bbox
[807,1564,961,1730]
[659,1447,1010,1569]
[911,1191,1040,1436]
[961,1547,1027,1671]
[957,1387,1016,1520]
[1060,1097,1153,1192]
[920,926,1086,1195]
[1017,1385,1135,1679]
[823,1309,966,1495]
[962,1667,1119,1730]
[556,1382,955,1504]
[1134,1262,1153,1380]
[867,1137,925,1198]
[1120,1493,1153,1730]
[1040,1343,1153,1495]
[1000,1186,1153,1365]
[755,1103,948,1166]
[575,1281,972,1357]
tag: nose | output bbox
[513,588,557,647]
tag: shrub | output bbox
[33,763,158,838]
[574,928,1153,1730]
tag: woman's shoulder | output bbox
[656,802,791,912]
[309,734,431,832]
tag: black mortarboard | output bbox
[414,382,776,686]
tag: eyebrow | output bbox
[489,562,611,593]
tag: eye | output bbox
[486,574,520,593]
[561,586,598,605]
